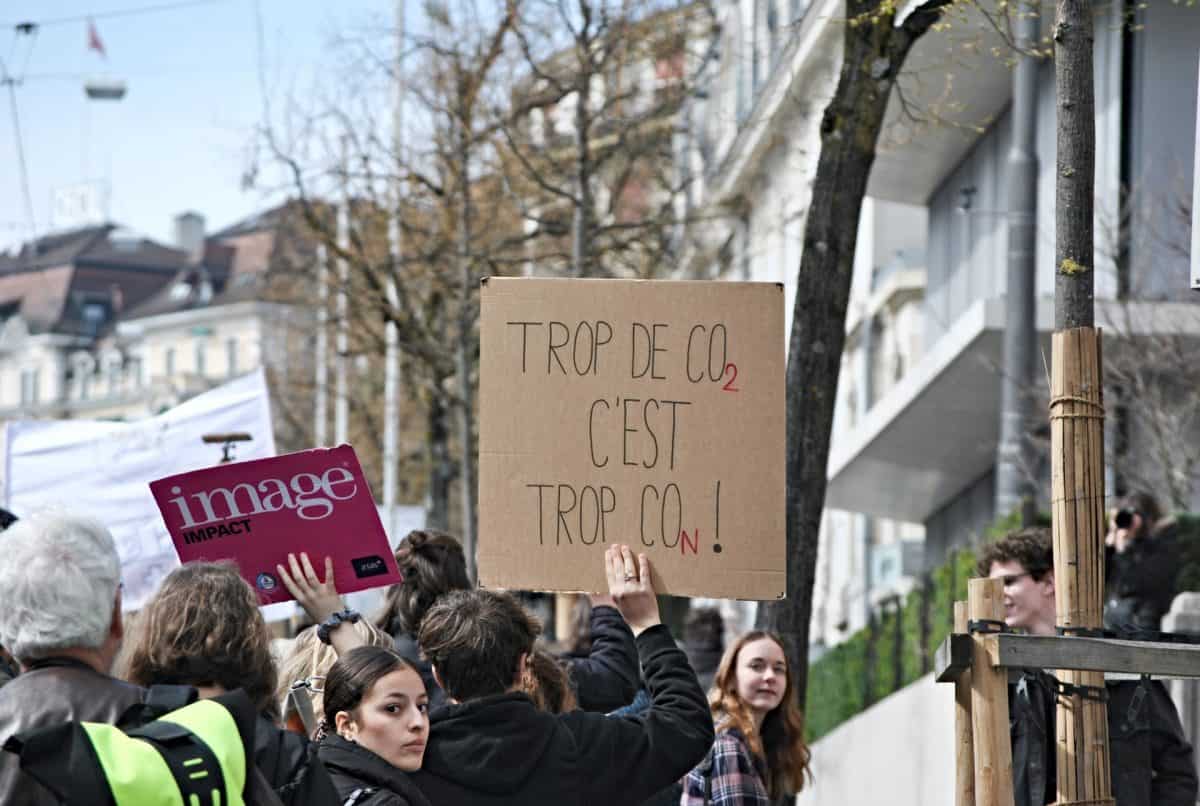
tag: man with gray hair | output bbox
[0,510,140,804]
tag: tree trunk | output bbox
[1054,0,1095,329]
[457,126,479,583]
[427,390,454,531]
[755,0,948,704]
[572,72,595,278]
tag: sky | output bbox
[0,0,402,252]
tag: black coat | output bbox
[256,716,340,805]
[1105,519,1182,633]
[1010,671,1197,806]
[393,632,449,711]
[561,604,640,712]
[411,623,713,806]
[318,733,433,806]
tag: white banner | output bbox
[3,369,276,610]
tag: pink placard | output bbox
[150,445,401,604]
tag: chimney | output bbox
[173,211,206,264]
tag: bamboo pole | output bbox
[968,578,1014,806]
[954,601,975,806]
[1049,327,1113,806]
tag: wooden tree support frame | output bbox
[935,597,1200,806]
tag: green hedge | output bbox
[805,548,976,741]
[805,510,1200,742]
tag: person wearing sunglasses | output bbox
[977,527,1196,806]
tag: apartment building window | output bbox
[165,347,176,377]
[19,368,39,405]
[195,341,207,377]
[226,338,238,377]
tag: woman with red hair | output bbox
[681,631,811,805]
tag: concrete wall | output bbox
[797,673,954,806]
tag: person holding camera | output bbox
[1105,491,1182,634]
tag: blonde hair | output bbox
[709,631,811,798]
[276,619,394,720]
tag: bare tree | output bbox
[498,0,717,279]
[753,0,954,704]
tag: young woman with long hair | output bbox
[681,630,811,805]
[317,645,432,806]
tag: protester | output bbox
[376,530,637,713]
[0,508,19,688]
[277,619,396,738]
[375,530,472,707]
[681,630,811,805]
[116,560,338,804]
[316,645,433,806]
[0,511,143,804]
[524,647,578,714]
[414,545,711,805]
[557,592,639,712]
[979,527,1198,806]
[1104,490,1182,633]
[282,545,713,805]
[683,606,726,693]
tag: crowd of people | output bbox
[0,487,1193,805]
[0,510,814,805]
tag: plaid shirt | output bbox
[681,727,770,805]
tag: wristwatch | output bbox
[316,609,361,645]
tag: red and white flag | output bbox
[87,18,106,58]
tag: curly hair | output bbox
[976,527,1053,579]
[709,631,811,799]
[276,619,396,725]
[117,561,279,719]
[375,530,470,637]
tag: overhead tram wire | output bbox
[2,0,225,30]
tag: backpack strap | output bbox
[145,684,197,714]
[126,718,228,803]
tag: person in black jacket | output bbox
[1104,491,1183,634]
[558,593,640,711]
[409,544,714,806]
[978,527,1198,806]
[317,645,433,806]
[117,560,338,805]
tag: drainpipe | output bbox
[995,6,1040,523]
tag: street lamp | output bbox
[84,79,126,101]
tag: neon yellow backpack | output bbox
[4,688,258,806]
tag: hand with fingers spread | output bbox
[277,552,344,624]
[604,544,661,637]
[277,552,366,656]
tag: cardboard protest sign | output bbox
[479,277,785,600]
[150,445,401,604]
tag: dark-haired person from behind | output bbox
[409,544,713,806]
[375,530,471,708]
[317,645,433,806]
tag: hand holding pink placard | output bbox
[149,444,401,604]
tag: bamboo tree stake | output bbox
[968,578,1013,806]
[954,601,975,806]
[1049,328,1113,806]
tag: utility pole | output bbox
[335,136,350,446]
[383,0,406,541]
[315,243,329,446]
[995,2,1040,523]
